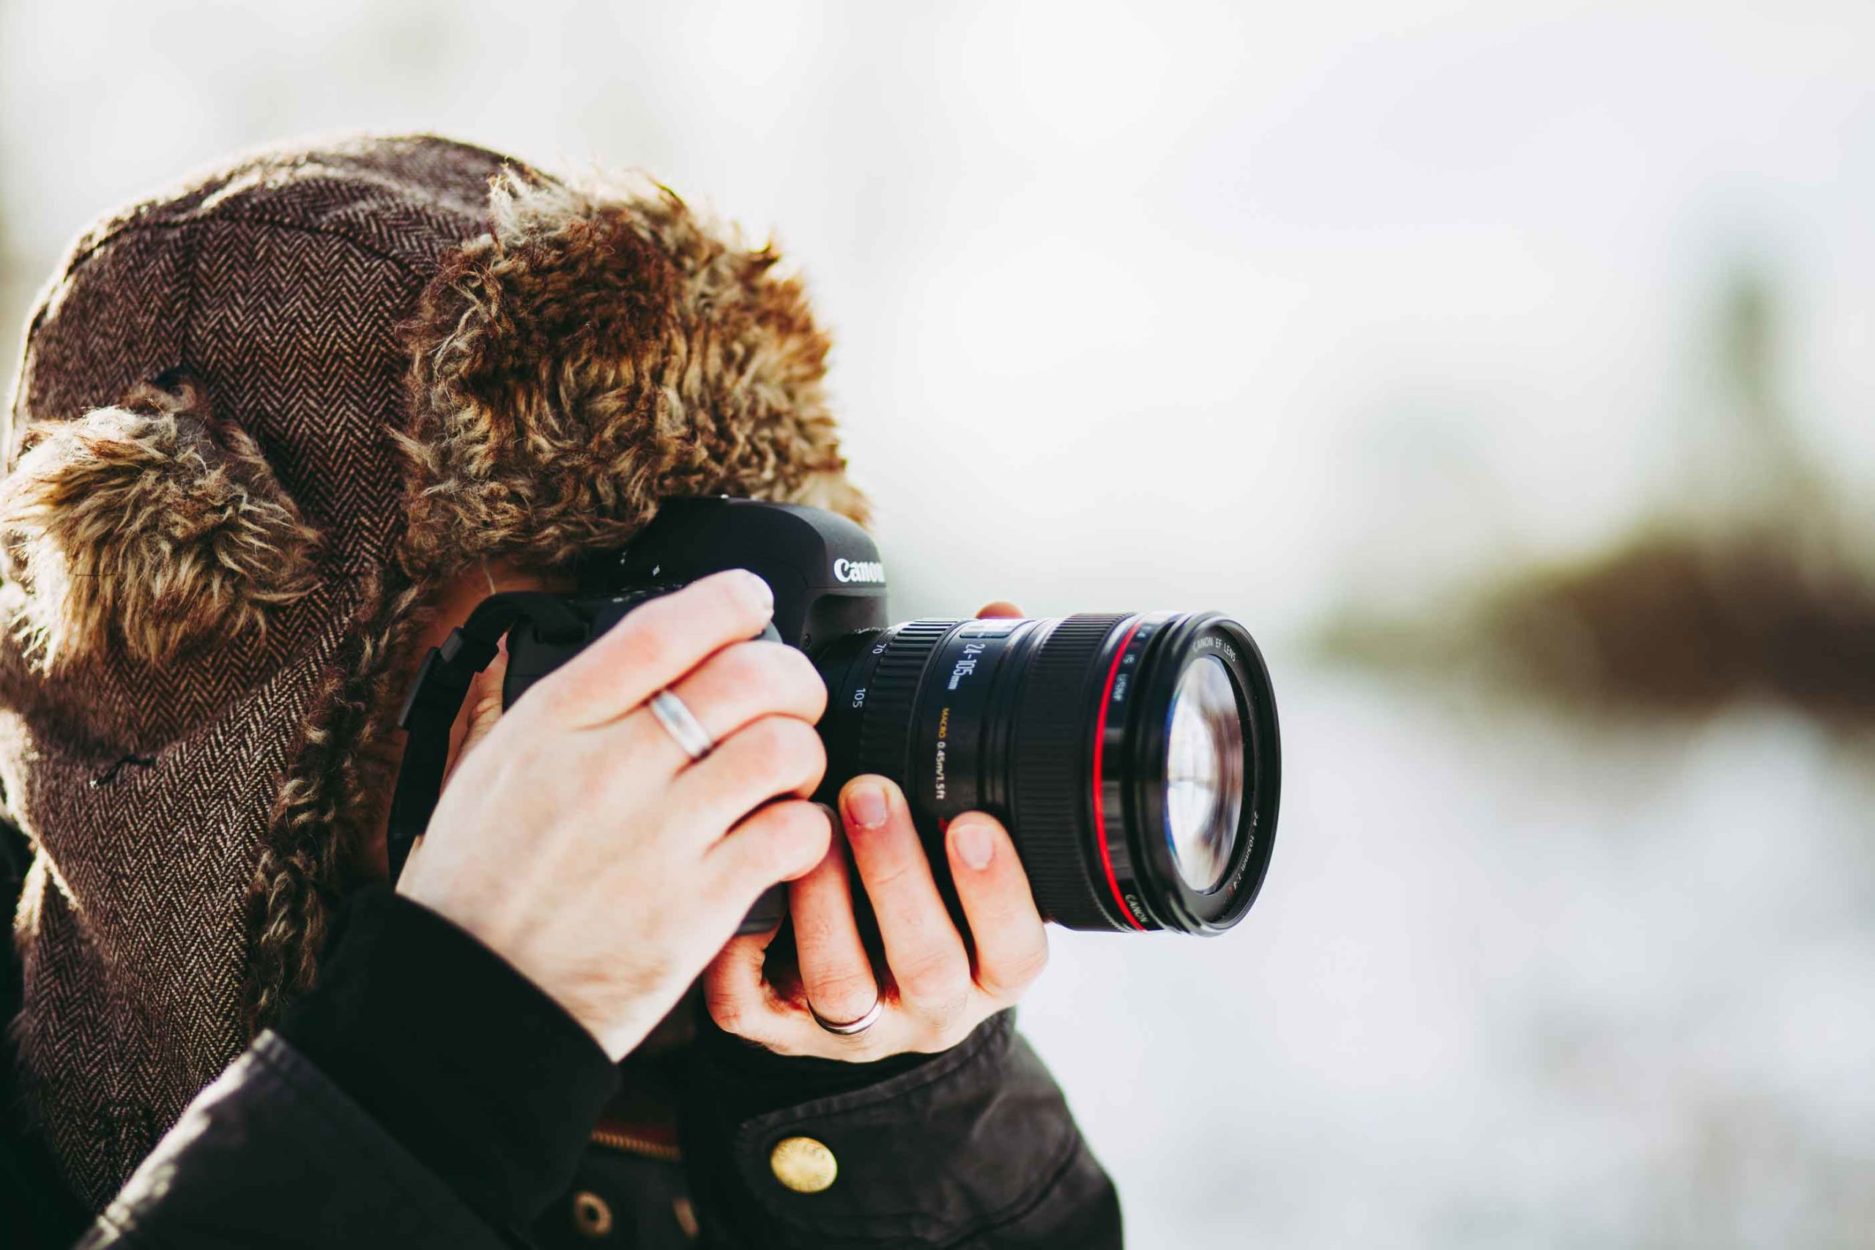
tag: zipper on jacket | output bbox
[589,1125,683,1162]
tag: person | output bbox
[0,134,1122,1247]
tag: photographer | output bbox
[0,135,1121,1248]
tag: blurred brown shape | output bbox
[1333,265,1875,724]
[1480,526,1875,722]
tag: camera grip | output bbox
[736,882,788,935]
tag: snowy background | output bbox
[4,2,1872,1244]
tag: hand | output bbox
[396,569,835,1061]
[701,602,1051,1061]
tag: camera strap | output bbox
[385,592,588,882]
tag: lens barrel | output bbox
[814,612,1280,934]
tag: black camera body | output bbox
[392,495,1281,938]
[500,496,888,713]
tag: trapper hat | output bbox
[0,133,870,1205]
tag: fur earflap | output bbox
[396,169,871,579]
[0,377,322,668]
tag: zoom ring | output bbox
[852,620,959,784]
[1011,614,1134,929]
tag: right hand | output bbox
[395,568,834,1060]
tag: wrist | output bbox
[279,882,621,1225]
[395,857,690,1064]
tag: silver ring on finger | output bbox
[647,687,715,761]
[808,997,884,1037]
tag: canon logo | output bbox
[833,558,886,584]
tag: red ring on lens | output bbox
[1090,617,1148,931]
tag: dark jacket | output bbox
[1,838,1123,1249]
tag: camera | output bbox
[389,497,1281,935]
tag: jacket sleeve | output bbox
[74,1031,514,1250]
[678,1009,1124,1249]
[71,885,621,1249]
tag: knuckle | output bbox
[894,948,971,1007]
[705,989,746,1034]
[731,824,792,886]
[668,570,764,638]
[732,803,826,884]
[807,969,878,1016]
[520,669,582,724]
[568,748,617,810]
[703,992,748,1037]
[713,642,826,721]
[726,714,784,765]
[779,646,830,719]
[708,570,763,621]
[624,622,681,681]
[745,716,825,789]
[1013,941,1051,983]
[780,799,835,848]
[761,814,815,873]
[983,943,1049,997]
[707,639,773,689]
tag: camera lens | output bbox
[1165,655,1243,892]
[813,611,1280,934]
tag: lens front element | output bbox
[1164,654,1244,892]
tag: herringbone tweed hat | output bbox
[0,132,870,1207]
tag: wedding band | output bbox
[647,688,714,761]
[808,997,884,1037]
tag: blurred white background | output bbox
[4,2,1872,1245]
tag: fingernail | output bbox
[953,819,994,871]
[846,782,888,830]
[735,569,774,615]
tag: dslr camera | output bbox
[389,497,1280,935]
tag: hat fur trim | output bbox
[0,377,321,669]
[394,169,870,581]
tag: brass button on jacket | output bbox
[768,1136,838,1194]
[571,1190,614,1239]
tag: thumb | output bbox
[444,634,510,784]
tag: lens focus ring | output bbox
[851,620,957,784]
[1010,613,1134,930]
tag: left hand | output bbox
[701,601,1050,1060]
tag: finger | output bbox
[701,932,792,1045]
[788,815,881,1026]
[397,831,428,883]
[975,601,1023,619]
[624,640,825,773]
[706,797,835,914]
[945,814,1049,1002]
[702,929,904,1061]
[841,777,971,1017]
[671,715,827,834]
[444,635,510,785]
[526,568,775,729]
